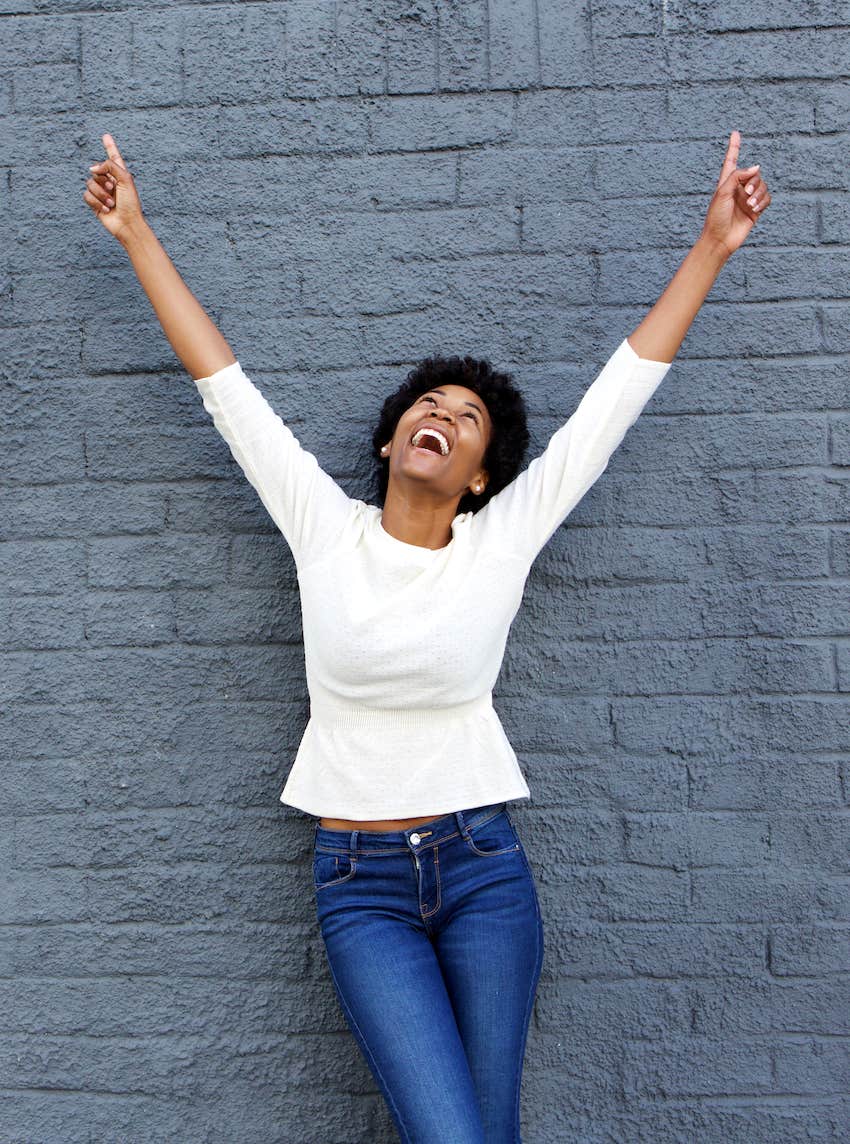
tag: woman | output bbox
[84,130,770,1143]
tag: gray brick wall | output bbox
[2,2,848,1141]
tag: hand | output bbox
[700,130,772,259]
[83,133,145,241]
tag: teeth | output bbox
[411,427,450,455]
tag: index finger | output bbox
[717,129,740,186]
[102,132,124,164]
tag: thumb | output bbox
[720,162,759,195]
[89,133,129,181]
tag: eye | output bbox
[419,395,436,405]
[464,411,478,421]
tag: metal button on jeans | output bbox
[410,833,421,845]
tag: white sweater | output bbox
[194,337,671,818]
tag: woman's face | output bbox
[383,383,493,505]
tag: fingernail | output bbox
[745,184,753,194]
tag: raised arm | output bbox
[83,133,235,381]
[627,130,772,364]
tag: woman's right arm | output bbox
[83,133,235,382]
[84,132,357,565]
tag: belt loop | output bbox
[349,829,359,858]
[454,808,471,841]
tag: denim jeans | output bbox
[312,802,544,1143]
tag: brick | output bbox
[692,868,850,922]
[182,5,286,106]
[505,630,830,698]
[815,79,850,132]
[622,1037,774,1099]
[666,81,816,139]
[592,0,663,37]
[770,812,850,873]
[774,1038,850,1095]
[0,14,77,68]
[624,811,772,868]
[81,107,220,163]
[770,924,850,975]
[822,302,850,353]
[0,759,87,815]
[219,99,369,158]
[436,0,487,92]
[367,92,513,152]
[86,536,228,589]
[385,0,438,94]
[0,483,166,541]
[664,1,850,32]
[0,539,84,597]
[543,920,763,977]
[12,62,79,114]
[14,805,293,871]
[669,28,850,81]
[535,977,690,1039]
[692,759,841,811]
[488,0,538,89]
[335,0,386,96]
[593,30,673,86]
[515,88,595,146]
[459,146,591,205]
[81,10,183,108]
[537,0,593,86]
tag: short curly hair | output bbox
[371,353,530,515]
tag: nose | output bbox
[429,404,453,423]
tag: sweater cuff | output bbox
[193,360,245,391]
[619,335,673,377]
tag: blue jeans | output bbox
[313,802,544,1143]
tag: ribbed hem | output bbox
[307,691,494,732]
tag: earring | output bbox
[380,444,390,456]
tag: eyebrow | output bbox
[427,388,486,419]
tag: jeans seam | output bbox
[513,844,544,1142]
[420,845,442,919]
[314,854,358,891]
[323,946,413,1144]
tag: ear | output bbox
[469,469,489,495]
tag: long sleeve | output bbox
[469,337,672,563]
[194,361,356,567]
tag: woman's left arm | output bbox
[627,129,772,364]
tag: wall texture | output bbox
[2,1,849,1141]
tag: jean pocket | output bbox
[313,850,358,890]
[463,810,522,857]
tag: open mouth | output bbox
[410,427,450,456]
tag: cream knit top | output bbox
[194,337,671,818]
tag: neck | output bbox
[380,489,461,549]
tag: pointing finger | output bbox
[102,132,124,165]
[718,129,740,186]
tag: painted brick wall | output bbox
[2,2,849,1141]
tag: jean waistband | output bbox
[314,802,507,855]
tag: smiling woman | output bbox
[371,353,531,533]
[84,127,770,1143]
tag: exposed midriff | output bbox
[319,814,446,832]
